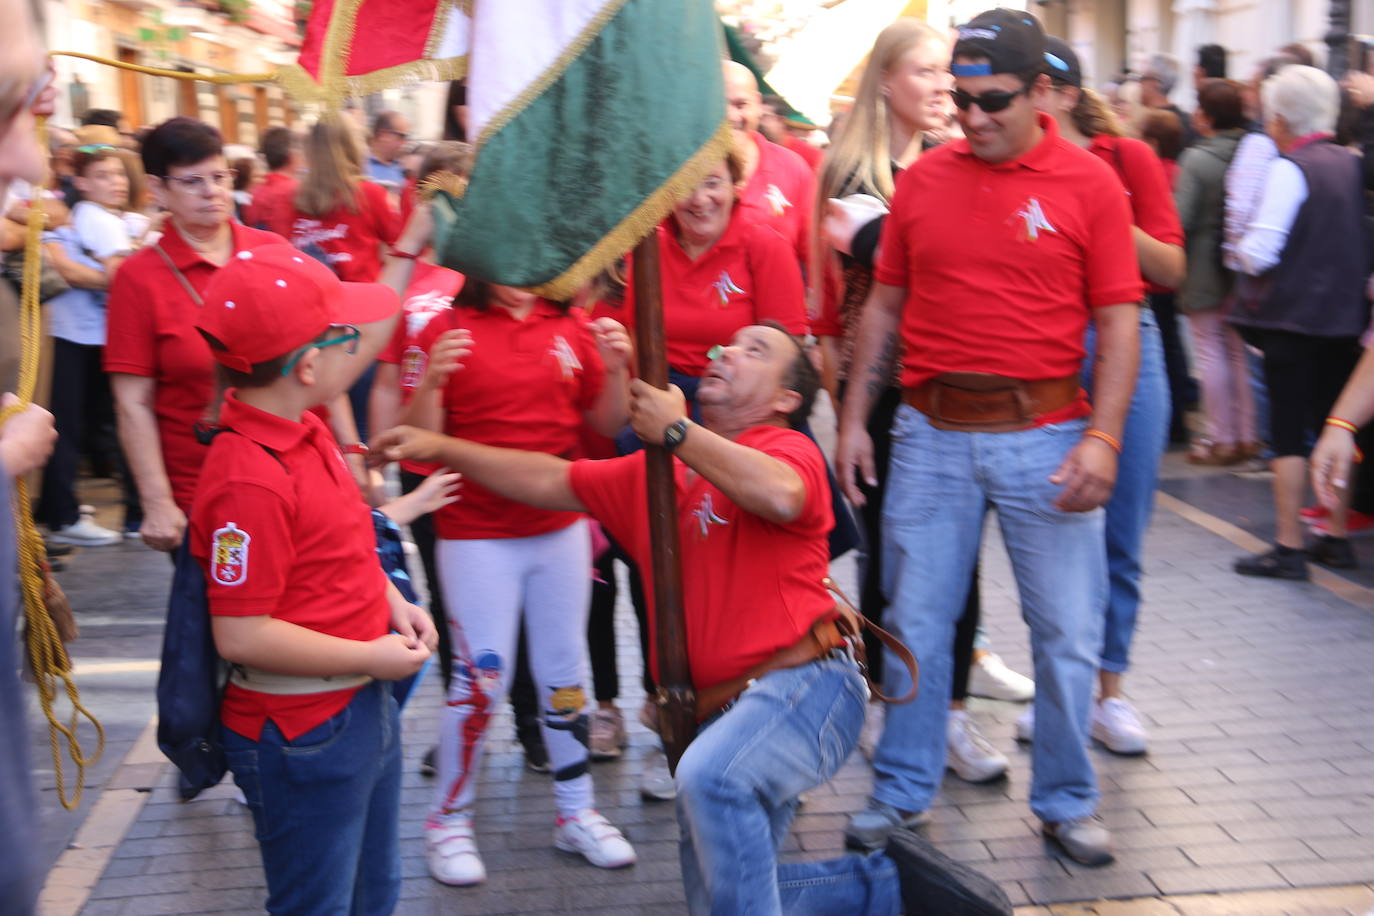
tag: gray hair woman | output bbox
[1230,65,1369,579]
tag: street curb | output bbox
[37,716,162,916]
[1013,882,1374,913]
[1156,492,1374,609]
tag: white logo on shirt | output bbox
[765,183,792,216]
[549,335,582,380]
[1011,198,1056,242]
[691,492,730,539]
[711,271,746,306]
[403,290,453,337]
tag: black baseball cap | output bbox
[1044,36,1082,88]
[951,8,1046,77]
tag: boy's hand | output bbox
[420,329,473,389]
[590,317,633,373]
[411,470,463,514]
[367,633,431,680]
[370,425,446,466]
[390,599,439,652]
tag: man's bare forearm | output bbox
[429,437,585,512]
[1087,304,1140,440]
[674,422,805,524]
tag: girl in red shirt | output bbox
[286,116,400,282]
[404,261,636,886]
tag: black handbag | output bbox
[886,829,1013,915]
[156,537,230,800]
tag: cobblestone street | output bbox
[28,449,1374,915]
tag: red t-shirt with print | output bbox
[1087,134,1184,295]
[287,180,400,282]
[378,262,465,476]
[738,131,816,270]
[415,302,606,539]
[874,113,1143,422]
[191,394,389,741]
[570,425,835,690]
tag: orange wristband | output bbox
[1083,428,1122,454]
[1326,416,1359,435]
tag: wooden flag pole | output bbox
[631,234,697,773]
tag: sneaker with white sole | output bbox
[427,815,486,886]
[945,710,1008,783]
[1091,697,1148,755]
[967,653,1035,702]
[638,747,676,802]
[48,515,121,546]
[1015,706,1034,743]
[589,707,626,760]
[554,809,636,868]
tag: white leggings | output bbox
[430,520,594,822]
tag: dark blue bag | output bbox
[371,509,430,710]
[156,538,229,801]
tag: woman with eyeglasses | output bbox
[1016,38,1184,756]
[104,117,285,555]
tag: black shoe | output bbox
[420,745,437,777]
[1234,546,1308,580]
[43,540,73,557]
[516,715,549,773]
[1308,534,1358,570]
[885,828,1012,915]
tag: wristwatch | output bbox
[663,418,689,452]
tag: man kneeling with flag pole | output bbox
[373,310,1010,914]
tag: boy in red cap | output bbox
[188,243,437,915]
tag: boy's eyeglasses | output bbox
[164,169,238,193]
[949,85,1028,113]
[280,325,361,376]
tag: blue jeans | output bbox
[675,655,901,915]
[1082,309,1170,673]
[874,407,1106,823]
[222,681,402,916]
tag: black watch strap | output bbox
[663,418,689,451]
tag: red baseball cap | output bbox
[196,244,399,373]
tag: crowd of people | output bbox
[4,3,1374,914]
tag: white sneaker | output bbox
[554,809,636,869]
[945,710,1008,783]
[967,653,1035,702]
[1015,706,1034,743]
[638,746,676,802]
[1091,697,1148,755]
[427,815,486,886]
[49,515,121,546]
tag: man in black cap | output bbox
[838,8,1142,867]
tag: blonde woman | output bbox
[285,116,400,283]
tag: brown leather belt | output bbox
[904,372,1081,432]
[693,581,920,722]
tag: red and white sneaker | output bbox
[426,815,486,886]
[554,809,636,869]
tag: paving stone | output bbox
[1181,838,1317,867]
[1148,863,1288,895]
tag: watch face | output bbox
[665,419,687,450]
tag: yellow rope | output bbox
[50,51,275,86]
[1,114,105,810]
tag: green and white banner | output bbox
[432,0,730,300]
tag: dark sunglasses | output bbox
[949,85,1028,114]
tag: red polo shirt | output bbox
[415,302,606,539]
[104,222,286,512]
[874,113,1142,419]
[287,180,400,282]
[570,425,835,690]
[1087,134,1184,295]
[739,131,816,270]
[786,135,824,173]
[242,172,297,235]
[378,262,466,475]
[620,213,807,376]
[190,393,389,741]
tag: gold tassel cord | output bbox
[49,51,275,87]
[3,114,106,810]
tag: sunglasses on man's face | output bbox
[949,85,1028,114]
